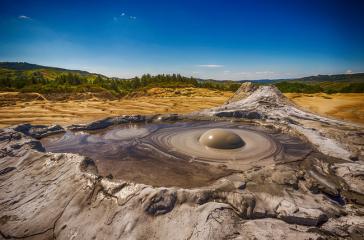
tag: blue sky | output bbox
[1,0,364,80]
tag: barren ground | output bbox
[285,93,364,125]
[0,89,363,127]
[0,88,233,127]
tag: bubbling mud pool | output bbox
[41,121,309,188]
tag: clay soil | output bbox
[0,88,233,128]
[285,93,364,125]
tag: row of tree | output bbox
[275,81,364,93]
[0,72,241,95]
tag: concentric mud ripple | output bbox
[146,126,281,164]
[41,121,307,188]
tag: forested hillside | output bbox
[0,62,240,96]
[1,62,363,95]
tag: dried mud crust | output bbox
[1,84,364,239]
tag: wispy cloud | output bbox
[18,15,31,20]
[238,72,249,75]
[346,69,353,74]
[255,71,275,74]
[114,13,136,22]
[197,64,224,68]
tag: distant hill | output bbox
[237,73,364,84]
[0,62,94,76]
[291,73,364,83]
[0,62,241,96]
[2,62,363,83]
[0,62,363,95]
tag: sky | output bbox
[0,0,364,80]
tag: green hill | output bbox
[0,62,240,96]
[0,62,90,74]
[1,62,363,95]
[272,74,364,93]
[0,62,103,81]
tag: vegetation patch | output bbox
[274,81,364,93]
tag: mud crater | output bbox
[41,121,311,188]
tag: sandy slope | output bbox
[285,93,364,124]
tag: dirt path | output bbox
[285,93,364,125]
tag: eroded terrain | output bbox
[0,88,233,128]
[1,83,363,240]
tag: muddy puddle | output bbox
[41,121,310,188]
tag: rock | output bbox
[333,162,364,204]
[271,169,298,189]
[233,181,246,190]
[68,115,147,131]
[143,189,177,215]
[0,166,16,175]
[322,215,364,239]
[215,110,263,119]
[14,123,65,139]
[239,219,323,240]
[277,202,328,226]
[349,154,359,161]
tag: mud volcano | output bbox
[1,84,364,240]
[41,121,285,188]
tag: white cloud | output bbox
[197,64,224,68]
[18,15,31,20]
[121,12,126,16]
[346,69,353,74]
[130,16,137,20]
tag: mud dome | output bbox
[199,128,245,149]
[41,121,305,188]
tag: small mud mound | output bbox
[225,82,258,104]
